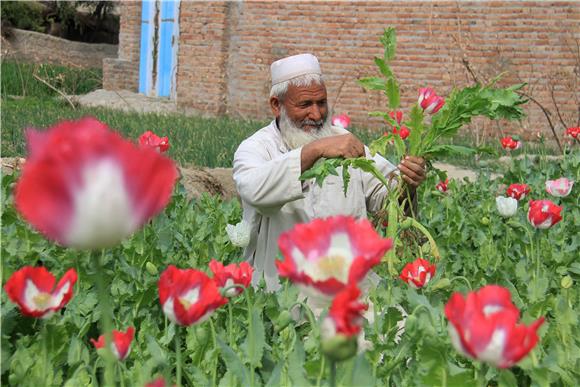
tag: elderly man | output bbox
[233,53,426,291]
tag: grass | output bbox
[1,61,102,97]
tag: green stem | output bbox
[94,250,115,387]
[228,301,234,347]
[41,321,49,382]
[117,362,125,387]
[316,356,326,387]
[289,301,319,336]
[245,290,255,387]
[329,359,337,387]
[209,319,218,387]
[175,324,182,387]
[450,276,472,291]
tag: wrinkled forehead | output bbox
[285,83,328,103]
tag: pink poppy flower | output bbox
[500,136,522,150]
[276,216,392,301]
[139,130,170,153]
[331,114,351,129]
[418,87,445,114]
[506,183,530,200]
[445,285,544,368]
[209,259,253,297]
[4,266,77,318]
[399,258,436,289]
[14,117,178,249]
[545,177,574,198]
[91,327,135,361]
[436,179,449,193]
[527,199,563,229]
[158,265,228,326]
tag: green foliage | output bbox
[1,1,46,32]
[1,61,102,97]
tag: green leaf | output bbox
[386,77,400,109]
[497,369,518,387]
[243,309,266,368]
[287,339,310,386]
[369,134,390,157]
[407,104,425,155]
[265,362,283,387]
[358,77,386,91]
[374,57,393,79]
[341,164,351,196]
[218,337,250,386]
[380,27,397,61]
[146,335,166,365]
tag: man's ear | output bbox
[270,96,282,118]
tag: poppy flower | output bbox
[225,220,251,248]
[91,327,135,361]
[527,200,563,229]
[436,179,449,193]
[389,111,403,126]
[545,178,574,198]
[445,285,544,368]
[496,196,518,218]
[320,284,368,361]
[4,266,77,318]
[506,184,530,200]
[565,126,579,139]
[500,136,522,150]
[158,265,228,326]
[331,114,351,129]
[418,87,445,114]
[14,117,178,249]
[393,126,410,140]
[276,216,392,301]
[209,259,253,297]
[139,130,170,153]
[399,258,436,288]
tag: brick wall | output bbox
[3,29,117,69]
[106,1,580,139]
[103,1,141,91]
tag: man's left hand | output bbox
[398,156,426,189]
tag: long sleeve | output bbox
[233,138,305,215]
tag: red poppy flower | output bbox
[158,265,228,326]
[14,117,178,249]
[389,111,403,126]
[209,259,253,297]
[418,87,445,114]
[91,327,135,361]
[4,266,77,318]
[445,285,544,368]
[331,114,351,129]
[565,126,579,139]
[276,216,392,301]
[392,126,410,140]
[436,179,449,193]
[527,200,563,229]
[146,377,169,387]
[322,284,368,338]
[399,258,436,289]
[500,136,522,150]
[139,130,170,153]
[506,183,530,200]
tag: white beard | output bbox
[278,107,339,150]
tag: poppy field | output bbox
[2,28,580,387]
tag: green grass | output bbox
[1,61,102,97]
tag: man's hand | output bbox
[398,156,426,189]
[301,134,365,172]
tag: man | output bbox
[233,53,426,291]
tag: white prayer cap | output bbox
[271,53,321,86]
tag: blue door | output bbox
[139,0,180,98]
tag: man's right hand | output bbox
[301,134,365,173]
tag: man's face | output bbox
[272,83,328,132]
